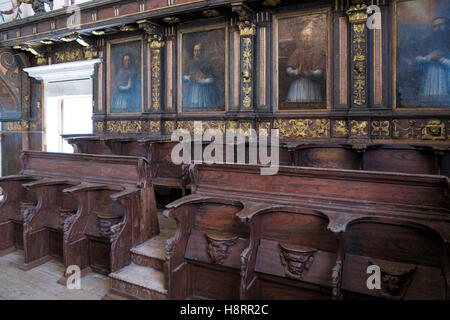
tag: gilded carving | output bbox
[279,243,316,280]
[346,4,369,23]
[239,22,256,37]
[420,119,446,140]
[95,121,104,133]
[273,119,330,139]
[4,120,29,131]
[228,121,238,133]
[151,48,162,110]
[351,22,367,106]
[106,121,142,134]
[164,121,175,134]
[147,121,160,134]
[176,121,226,135]
[393,119,447,140]
[371,120,390,137]
[258,122,271,136]
[239,122,253,136]
[241,37,253,108]
[333,120,349,137]
[350,120,368,136]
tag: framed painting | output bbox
[274,9,331,112]
[394,0,450,109]
[177,24,228,113]
[107,36,144,114]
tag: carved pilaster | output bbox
[139,21,165,112]
[233,3,256,111]
[346,2,369,109]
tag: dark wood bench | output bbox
[66,135,293,195]
[164,163,450,300]
[2,151,158,282]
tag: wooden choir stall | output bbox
[164,163,450,300]
[0,151,158,282]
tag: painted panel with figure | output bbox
[107,37,143,114]
[178,26,227,113]
[395,0,450,108]
[276,11,329,111]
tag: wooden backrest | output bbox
[20,151,149,187]
[191,164,450,216]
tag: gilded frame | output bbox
[273,8,332,114]
[106,35,144,115]
[177,23,229,115]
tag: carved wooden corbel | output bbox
[368,259,417,300]
[279,243,316,280]
[205,232,239,264]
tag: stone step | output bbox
[130,214,176,271]
[130,236,167,271]
[105,264,167,300]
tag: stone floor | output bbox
[0,251,110,300]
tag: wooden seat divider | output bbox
[164,163,450,300]
[0,174,37,256]
[7,151,158,283]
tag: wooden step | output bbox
[105,264,167,300]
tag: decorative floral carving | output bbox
[106,121,142,134]
[371,120,390,137]
[279,243,316,280]
[95,121,104,134]
[148,121,160,134]
[273,119,330,139]
[392,119,447,140]
[350,120,368,136]
[333,120,349,137]
[164,121,175,134]
[205,232,239,265]
[241,36,253,108]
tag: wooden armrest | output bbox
[22,178,76,188]
[0,175,36,182]
[164,194,243,218]
[63,182,116,194]
[110,188,139,201]
[235,202,286,222]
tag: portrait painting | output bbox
[276,12,328,111]
[395,0,450,108]
[179,27,226,112]
[108,38,143,114]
